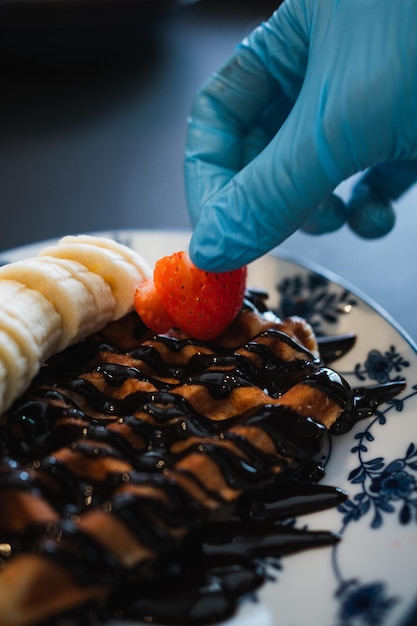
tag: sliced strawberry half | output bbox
[134,279,175,334]
[134,251,247,340]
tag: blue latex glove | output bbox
[302,160,417,238]
[184,0,417,271]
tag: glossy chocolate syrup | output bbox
[0,296,405,626]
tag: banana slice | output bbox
[0,258,99,352]
[38,256,116,336]
[0,280,62,365]
[0,329,29,410]
[0,359,8,413]
[38,236,152,318]
[0,234,151,414]
[58,235,152,282]
[0,306,40,387]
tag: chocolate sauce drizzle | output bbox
[0,299,406,626]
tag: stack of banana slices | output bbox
[0,234,151,415]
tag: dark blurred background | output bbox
[0,0,278,250]
[0,0,416,341]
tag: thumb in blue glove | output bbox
[184,0,417,271]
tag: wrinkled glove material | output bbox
[185,0,417,271]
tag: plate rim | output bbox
[1,227,417,626]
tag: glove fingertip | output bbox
[188,234,222,272]
[347,182,396,239]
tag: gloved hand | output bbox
[184,0,417,271]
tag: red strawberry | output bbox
[134,251,247,340]
[134,279,175,334]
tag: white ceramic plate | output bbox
[1,229,417,626]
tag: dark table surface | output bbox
[1,0,416,344]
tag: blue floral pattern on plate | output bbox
[334,579,399,626]
[276,268,417,626]
[275,272,358,337]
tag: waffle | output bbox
[0,297,358,625]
